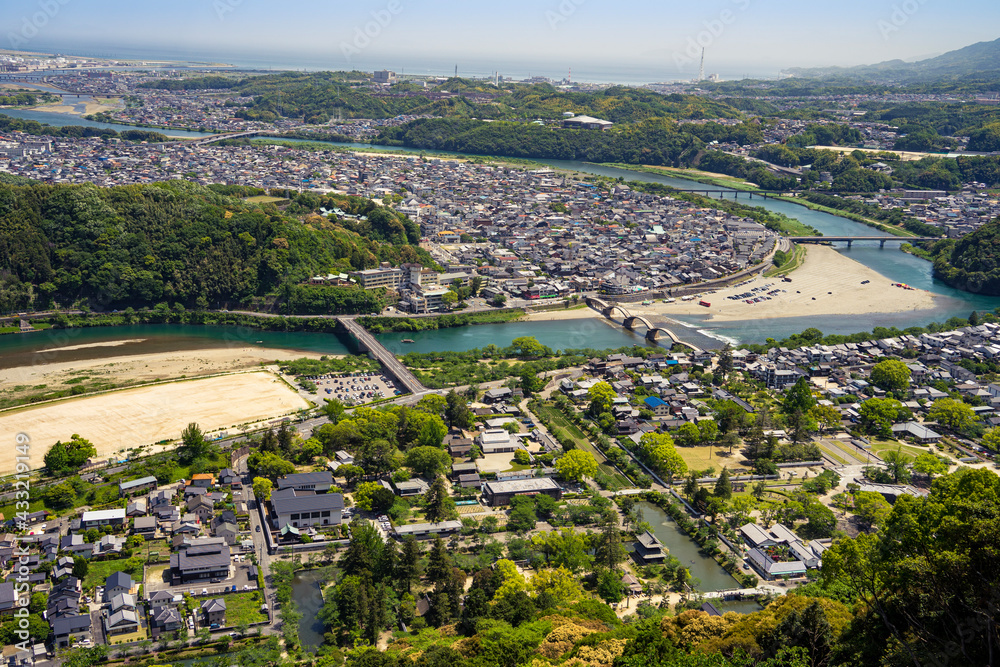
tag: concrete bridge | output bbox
[586,297,702,351]
[337,318,426,395]
[787,236,939,249]
[191,131,268,146]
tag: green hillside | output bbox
[0,181,429,314]
[929,217,1000,294]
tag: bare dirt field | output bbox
[0,371,309,476]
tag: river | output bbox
[4,105,999,342]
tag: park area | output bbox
[533,403,631,487]
[0,371,309,476]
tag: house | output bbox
[481,478,562,506]
[169,539,231,584]
[105,608,140,636]
[50,614,91,648]
[477,428,521,454]
[633,530,666,564]
[94,534,125,556]
[747,547,807,580]
[186,496,215,523]
[483,387,513,403]
[392,478,430,497]
[739,523,777,549]
[448,438,474,457]
[270,489,344,529]
[109,592,136,612]
[103,571,134,602]
[190,473,215,488]
[202,598,227,628]
[394,520,463,539]
[0,583,16,617]
[81,508,126,528]
[59,534,93,557]
[458,473,483,489]
[126,498,148,517]
[213,521,239,546]
[276,471,333,493]
[451,462,479,480]
[890,421,943,443]
[150,604,184,635]
[218,468,239,486]
[118,475,158,498]
[133,515,158,540]
[643,396,672,417]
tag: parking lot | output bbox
[299,371,401,407]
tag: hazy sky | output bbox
[5,0,999,80]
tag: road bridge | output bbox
[337,318,426,395]
[191,131,268,146]
[787,236,938,248]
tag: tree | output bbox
[982,426,1000,452]
[396,536,421,593]
[675,422,701,447]
[440,290,458,308]
[42,482,76,509]
[520,369,545,396]
[782,377,816,416]
[423,475,455,523]
[555,449,598,482]
[912,451,948,482]
[508,336,548,358]
[593,511,625,571]
[507,496,537,533]
[881,447,912,484]
[857,398,905,438]
[639,432,687,484]
[248,451,296,480]
[714,467,732,500]
[445,390,473,429]
[869,358,912,394]
[809,403,842,434]
[587,381,616,416]
[405,446,451,477]
[252,477,273,502]
[596,568,625,603]
[853,490,891,530]
[532,567,582,605]
[717,344,733,380]
[697,419,719,444]
[927,398,975,432]
[43,434,96,474]
[354,481,395,512]
[339,464,365,486]
[179,423,210,462]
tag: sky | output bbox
[3,0,999,82]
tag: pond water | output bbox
[290,569,330,653]
[636,501,739,592]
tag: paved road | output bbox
[338,317,427,394]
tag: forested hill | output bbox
[929,216,1000,294]
[0,181,431,313]
[140,72,741,123]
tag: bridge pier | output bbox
[846,240,852,249]
[879,239,886,249]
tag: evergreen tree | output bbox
[423,475,454,524]
[714,467,733,500]
[396,536,421,593]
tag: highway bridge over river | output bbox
[787,236,938,248]
[337,317,427,395]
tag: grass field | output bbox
[244,195,288,204]
[534,403,631,486]
[764,244,807,278]
[0,371,309,476]
[870,439,933,460]
[137,539,171,564]
[84,558,142,593]
[225,591,268,627]
[675,444,747,474]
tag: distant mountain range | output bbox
[784,37,1000,84]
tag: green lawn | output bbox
[224,591,268,627]
[870,439,932,460]
[83,558,142,592]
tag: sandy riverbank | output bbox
[523,307,600,322]
[0,346,324,403]
[31,100,119,115]
[634,245,937,322]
